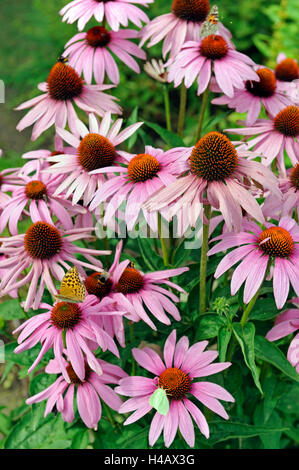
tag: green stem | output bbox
[199,204,212,315]
[103,402,120,431]
[177,83,187,137]
[195,87,209,141]
[129,322,136,376]
[240,288,261,327]
[158,213,169,266]
[163,85,172,132]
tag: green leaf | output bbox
[0,300,26,321]
[4,342,53,369]
[172,239,191,267]
[208,420,288,445]
[249,297,279,321]
[196,315,227,341]
[29,373,56,396]
[254,336,299,383]
[137,238,163,271]
[71,429,90,449]
[218,325,232,362]
[0,412,12,436]
[232,322,263,395]
[4,407,70,449]
[144,121,185,147]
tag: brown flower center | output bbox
[51,302,82,329]
[127,154,160,182]
[78,133,117,172]
[245,68,277,98]
[172,0,210,22]
[290,164,299,191]
[275,58,299,82]
[66,362,92,384]
[115,267,144,294]
[86,26,111,47]
[274,106,299,137]
[0,174,3,188]
[24,222,63,259]
[25,180,47,200]
[47,62,83,101]
[258,226,294,258]
[85,272,113,299]
[189,131,238,181]
[158,367,192,400]
[200,35,229,60]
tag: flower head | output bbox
[26,355,127,429]
[226,105,299,175]
[145,132,280,232]
[144,59,168,83]
[266,297,299,372]
[64,28,146,85]
[16,61,121,141]
[46,112,142,206]
[13,295,121,381]
[0,221,110,310]
[212,67,294,124]
[168,36,258,97]
[60,0,152,31]
[89,145,190,231]
[208,217,299,309]
[116,330,234,447]
[140,0,231,60]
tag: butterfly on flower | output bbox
[199,5,219,38]
[55,266,87,303]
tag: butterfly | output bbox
[149,388,170,416]
[95,271,110,285]
[55,266,86,303]
[199,5,219,38]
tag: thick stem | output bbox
[129,322,136,376]
[199,204,212,315]
[163,85,172,132]
[240,289,260,327]
[177,83,187,137]
[158,212,169,266]
[195,87,209,142]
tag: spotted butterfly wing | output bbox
[199,5,219,38]
[55,266,86,303]
[149,388,170,416]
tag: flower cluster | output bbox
[1,0,298,450]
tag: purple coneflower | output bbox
[145,132,280,232]
[212,67,293,124]
[60,0,152,32]
[208,217,299,309]
[140,0,230,60]
[64,27,146,84]
[46,112,142,206]
[16,61,121,141]
[89,145,190,231]
[116,330,234,448]
[26,355,127,429]
[0,221,110,310]
[168,36,258,97]
[13,295,121,381]
[226,105,299,175]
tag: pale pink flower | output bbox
[16,61,121,141]
[140,0,231,60]
[168,36,258,97]
[26,355,127,429]
[145,132,280,232]
[116,330,234,448]
[46,112,142,206]
[64,27,146,84]
[208,217,299,309]
[225,105,299,176]
[60,0,152,32]
[13,295,121,381]
[0,221,110,311]
[85,240,189,330]
[0,168,24,207]
[0,170,86,235]
[89,145,190,231]
[266,298,299,373]
[212,67,293,124]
